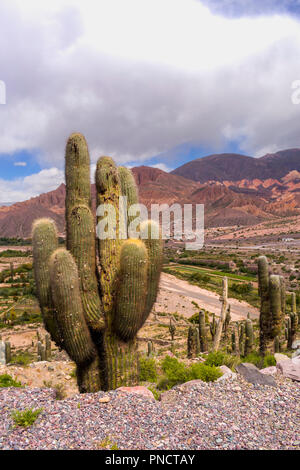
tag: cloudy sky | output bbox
[1,0,300,203]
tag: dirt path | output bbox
[155,273,259,321]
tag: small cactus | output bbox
[187,326,200,358]
[239,323,245,356]
[274,336,280,353]
[199,310,208,352]
[5,341,11,364]
[147,340,154,357]
[45,333,52,361]
[37,341,46,361]
[258,256,284,355]
[169,318,176,342]
[210,313,217,341]
[244,319,254,356]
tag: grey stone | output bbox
[292,349,300,359]
[292,340,300,350]
[277,358,300,382]
[236,363,277,387]
[0,341,6,365]
[260,366,277,376]
[217,365,237,382]
[274,353,289,363]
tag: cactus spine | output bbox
[32,133,162,393]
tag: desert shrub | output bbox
[11,408,43,428]
[230,282,253,294]
[189,310,210,325]
[204,351,239,369]
[158,356,222,390]
[188,363,222,382]
[10,352,33,366]
[147,385,161,400]
[139,357,157,382]
[0,374,22,388]
[43,381,67,400]
[242,352,276,369]
[161,356,189,387]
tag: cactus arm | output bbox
[139,220,163,329]
[114,239,148,340]
[65,133,92,248]
[67,204,104,330]
[50,248,96,365]
[269,274,282,339]
[118,166,139,237]
[258,256,271,354]
[280,276,286,317]
[32,218,61,345]
[96,157,122,322]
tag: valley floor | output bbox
[0,375,299,450]
[156,273,259,321]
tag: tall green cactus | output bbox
[199,310,208,352]
[244,318,254,356]
[288,294,298,349]
[32,133,163,393]
[187,326,200,358]
[258,256,284,355]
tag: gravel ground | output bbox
[0,376,299,450]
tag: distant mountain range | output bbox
[1,148,300,237]
[171,149,300,182]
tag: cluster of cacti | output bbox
[187,326,200,358]
[258,256,285,355]
[32,133,163,393]
[199,310,208,352]
[36,331,51,361]
[169,318,176,342]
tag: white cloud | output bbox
[13,162,27,167]
[151,163,173,173]
[0,0,300,176]
[0,168,64,204]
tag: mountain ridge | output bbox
[1,148,300,237]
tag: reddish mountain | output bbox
[2,151,300,237]
[171,149,300,183]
